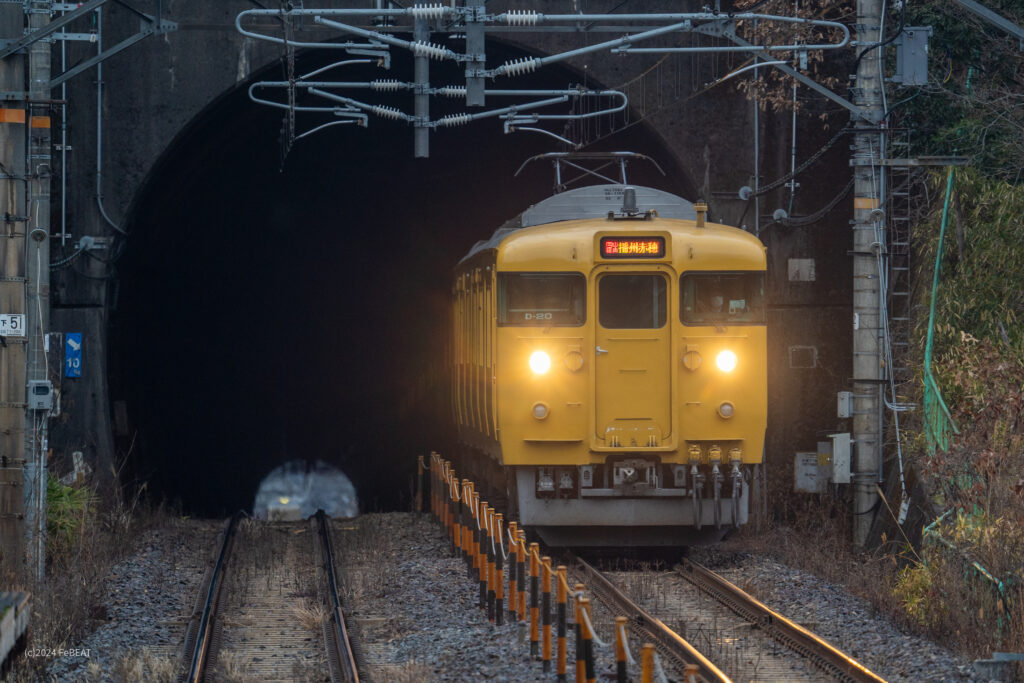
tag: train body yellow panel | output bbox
[451,185,767,546]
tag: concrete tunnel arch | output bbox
[108,40,698,516]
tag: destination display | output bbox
[599,236,665,258]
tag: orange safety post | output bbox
[542,556,553,672]
[447,466,456,546]
[462,482,473,574]
[579,597,596,683]
[445,467,455,550]
[435,457,442,520]
[452,481,460,557]
[573,585,586,682]
[494,513,504,626]
[529,542,540,657]
[477,499,488,609]
[486,506,496,622]
[517,531,528,623]
[438,456,447,523]
[471,490,481,584]
[574,590,585,683]
[429,456,436,518]
[451,474,462,555]
[416,455,425,513]
[462,480,472,570]
[614,616,628,683]
[640,644,655,683]
[556,566,568,682]
[507,521,519,622]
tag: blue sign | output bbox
[65,333,82,378]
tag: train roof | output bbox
[459,184,698,264]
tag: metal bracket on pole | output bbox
[728,34,876,123]
[49,13,178,89]
[0,0,109,60]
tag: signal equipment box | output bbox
[27,380,53,411]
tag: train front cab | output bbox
[500,224,767,546]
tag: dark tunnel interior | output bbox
[110,43,693,517]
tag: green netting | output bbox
[922,168,960,454]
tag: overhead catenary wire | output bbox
[754,128,852,196]
[775,177,855,226]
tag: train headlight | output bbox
[529,350,552,374]
[718,402,735,419]
[715,350,737,372]
[532,402,549,420]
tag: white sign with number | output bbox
[0,314,25,337]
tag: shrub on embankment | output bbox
[895,168,1024,657]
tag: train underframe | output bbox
[514,463,750,547]
[458,444,752,547]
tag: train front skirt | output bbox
[514,467,748,547]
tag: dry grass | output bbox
[733,511,904,606]
[334,514,404,605]
[213,650,254,682]
[3,484,181,682]
[111,647,178,683]
[291,601,327,630]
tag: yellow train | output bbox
[451,180,766,546]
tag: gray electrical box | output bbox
[837,391,852,418]
[894,26,933,86]
[27,380,53,411]
[830,432,852,484]
[790,450,831,493]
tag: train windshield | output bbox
[598,274,667,329]
[498,272,586,326]
[681,272,765,325]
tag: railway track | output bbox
[676,558,885,682]
[180,511,358,682]
[569,553,729,683]
[570,553,887,683]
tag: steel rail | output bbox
[677,559,888,683]
[182,511,242,683]
[569,553,732,683]
[315,510,360,683]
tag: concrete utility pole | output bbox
[413,14,429,158]
[0,3,28,579]
[25,0,52,581]
[851,0,885,546]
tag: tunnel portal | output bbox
[111,45,690,515]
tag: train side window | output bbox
[497,272,586,326]
[681,272,765,325]
[598,274,667,329]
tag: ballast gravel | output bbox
[33,511,986,682]
[43,519,222,682]
[340,513,985,682]
[334,512,587,682]
[690,546,978,683]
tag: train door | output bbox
[594,270,672,446]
